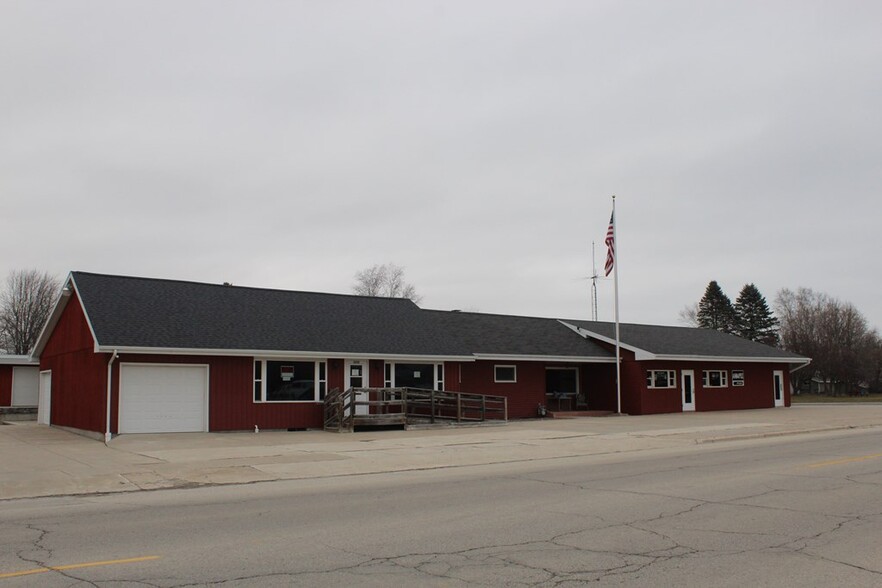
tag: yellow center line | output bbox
[808,452,882,469]
[0,555,160,579]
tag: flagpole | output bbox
[612,195,622,414]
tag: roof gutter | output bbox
[105,349,118,445]
[790,359,812,373]
[93,345,477,362]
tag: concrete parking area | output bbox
[2,405,881,500]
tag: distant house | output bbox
[29,272,810,438]
[0,355,40,409]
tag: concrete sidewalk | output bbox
[2,405,881,501]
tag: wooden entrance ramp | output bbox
[323,387,508,433]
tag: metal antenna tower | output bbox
[590,241,599,321]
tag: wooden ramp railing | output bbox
[324,387,508,432]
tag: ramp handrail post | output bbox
[430,389,435,423]
[481,395,486,421]
[349,387,356,432]
[457,392,462,422]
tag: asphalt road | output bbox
[1,429,881,587]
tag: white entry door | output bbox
[345,360,369,415]
[38,371,51,425]
[773,370,785,407]
[681,370,695,412]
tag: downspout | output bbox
[105,349,119,445]
[790,359,811,373]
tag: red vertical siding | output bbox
[619,356,649,414]
[629,361,793,415]
[694,363,790,411]
[443,363,462,392]
[324,358,344,394]
[369,359,384,388]
[0,366,12,406]
[39,292,108,433]
[114,354,329,432]
[582,363,617,411]
[459,360,546,419]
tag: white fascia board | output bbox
[790,359,812,373]
[64,277,104,355]
[557,321,655,360]
[650,354,813,364]
[471,353,615,364]
[95,346,476,362]
[0,355,40,366]
[29,273,76,360]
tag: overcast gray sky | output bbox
[2,1,880,330]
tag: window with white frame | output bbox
[494,365,517,383]
[436,364,444,390]
[384,362,438,389]
[253,359,327,402]
[646,370,676,388]
[703,370,728,388]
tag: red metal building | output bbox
[0,355,40,409]
[29,272,809,439]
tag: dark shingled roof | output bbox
[422,310,613,359]
[68,272,805,362]
[564,319,807,360]
[70,272,612,358]
[72,272,462,356]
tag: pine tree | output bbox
[734,283,779,346]
[697,280,736,333]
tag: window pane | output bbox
[394,363,434,388]
[654,371,669,388]
[495,366,516,382]
[254,381,261,402]
[254,361,262,380]
[266,361,316,401]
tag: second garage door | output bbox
[119,364,208,433]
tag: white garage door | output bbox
[12,366,40,406]
[119,364,208,433]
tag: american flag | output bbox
[604,211,615,276]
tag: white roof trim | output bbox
[472,353,614,364]
[0,355,39,366]
[64,276,103,354]
[96,346,477,362]
[29,273,76,359]
[95,346,617,364]
[650,354,812,364]
[558,320,655,360]
[558,320,809,364]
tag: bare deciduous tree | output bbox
[0,269,61,355]
[678,303,699,327]
[353,263,422,303]
[775,287,875,395]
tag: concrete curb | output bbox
[697,423,882,443]
[5,408,882,502]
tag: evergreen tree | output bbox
[696,280,736,333]
[734,283,779,346]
